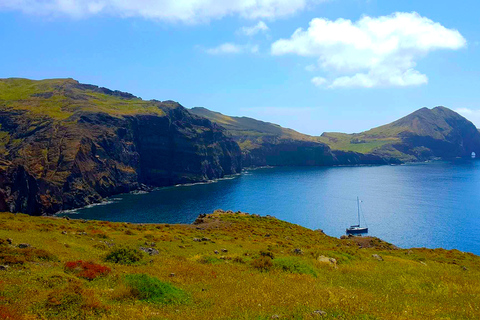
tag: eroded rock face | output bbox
[0,103,241,215]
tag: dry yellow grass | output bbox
[0,210,479,319]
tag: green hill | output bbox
[0,78,171,119]
[190,107,316,151]
[319,107,480,161]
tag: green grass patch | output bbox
[123,274,189,305]
[273,257,318,277]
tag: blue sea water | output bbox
[60,160,480,255]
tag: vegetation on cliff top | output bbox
[0,210,478,319]
[190,107,317,151]
[0,78,175,119]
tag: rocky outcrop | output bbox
[0,79,242,215]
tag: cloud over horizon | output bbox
[271,12,467,88]
[203,43,259,55]
[0,0,324,23]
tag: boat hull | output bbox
[346,227,368,234]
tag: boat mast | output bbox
[357,196,360,226]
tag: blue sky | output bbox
[1,0,480,134]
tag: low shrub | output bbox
[105,247,143,265]
[121,274,189,305]
[260,250,275,260]
[0,304,24,320]
[251,256,273,271]
[273,257,317,277]
[0,247,57,265]
[232,256,245,264]
[44,283,108,318]
[64,261,111,280]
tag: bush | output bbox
[105,247,143,265]
[64,261,111,280]
[273,257,317,277]
[0,246,57,265]
[0,304,24,320]
[251,256,273,271]
[260,250,275,260]
[44,283,108,318]
[121,274,189,305]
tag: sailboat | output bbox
[346,197,368,234]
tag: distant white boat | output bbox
[346,197,368,234]
[472,152,476,159]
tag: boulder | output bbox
[312,310,327,316]
[140,247,159,256]
[317,255,337,268]
[372,254,383,261]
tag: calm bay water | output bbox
[61,160,480,254]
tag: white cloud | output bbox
[455,108,480,127]
[305,64,316,72]
[0,0,324,22]
[311,76,327,87]
[204,43,259,55]
[271,12,467,88]
[239,21,269,36]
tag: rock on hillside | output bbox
[0,78,241,215]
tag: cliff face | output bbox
[0,79,241,215]
[382,107,480,160]
[189,107,389,167]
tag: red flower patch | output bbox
[64,261,111,280]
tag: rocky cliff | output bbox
[190,107,388,167]
[0,78,241,215]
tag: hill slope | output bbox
[0,78,242,215]
[190,107,387,167]
[319,107,480,162]
[0,210,479,319]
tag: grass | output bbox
[318,132,401,154]
[122,274,190,304]
[0,78,169,120]
[0,210,479,319]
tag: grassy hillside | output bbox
[319,107,480,161]
[0,211,479,319]
[0,78,178,119]
[190,107,316,150]
[317,132,400,154]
